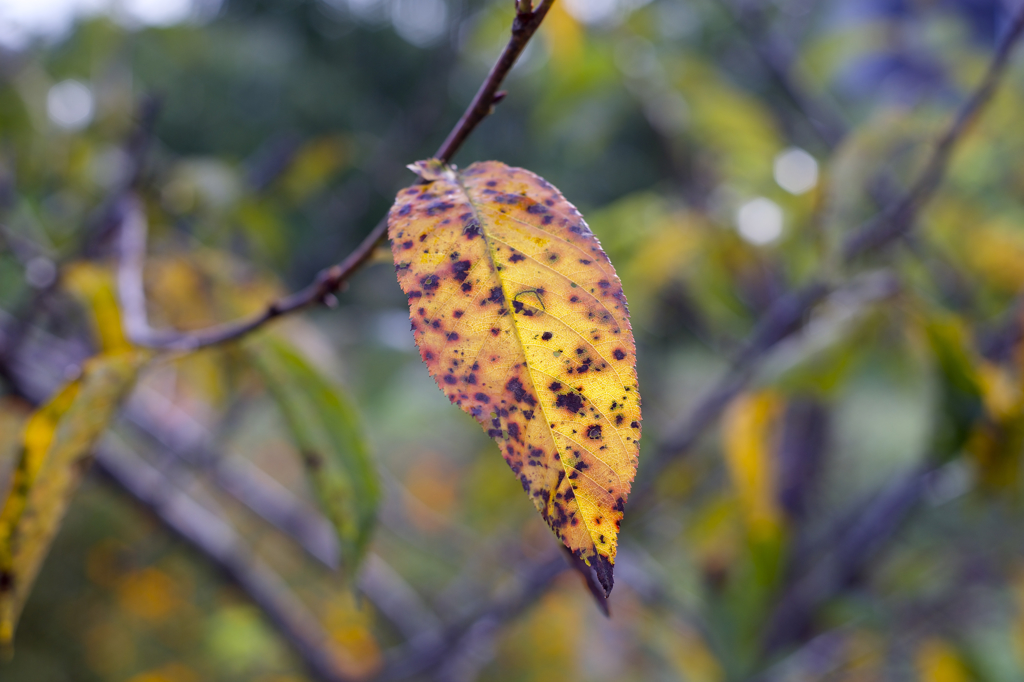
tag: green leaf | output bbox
[0,350,148,646]
[249,335,379,577]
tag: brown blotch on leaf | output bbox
[463,217,482,239]
[506,378,537,407]
[453,260,472,281]
[555,392,584,414]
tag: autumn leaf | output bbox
[388,159,641,595]
[0,350,148,646]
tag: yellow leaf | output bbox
[388,160,641,594]
[916,638,971,682]
[542,2,584,69]
[63,262,129,352]
[964,219,1024,293]
[281,136,349,202]
[0,350,148,646]
[721,391,784,542]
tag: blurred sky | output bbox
[0,0,656,50]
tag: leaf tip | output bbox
[592,553,614,598]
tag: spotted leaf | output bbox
[388,159,641,595]
[0,350,148,646]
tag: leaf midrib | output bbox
[454,172,602,554]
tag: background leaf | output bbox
[0,350,147,646]
[249,334,379,578]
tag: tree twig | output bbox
[95,439,364,682]
[639,3,1024,477]
[841,3,1024,261]
[376,554,567,682]
[118,1,557,352]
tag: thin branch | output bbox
[122,392,444,641]
[94,440,362,682]
[434,0,553,163]
[639,3,1024,477]
[119,1,557,352]
[636,271,899,494]
[714,0,847,150]
[376,555,567,682]
[841,4,1024,261]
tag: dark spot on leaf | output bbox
[461,282,472,292]
[598,280,610,289]
[613,349,626,360]
[453,260,471,281]
[444,375,458,385]
[506,378,536,406]
[488,287,505,305]
[421,274,440,290]
[541,332,553,340]
[303,451,324,471]
[426,200,455,216]
[490,327,500,336]
[555,392,584,414]
[549,381,562,391]
[587,425,602,439]
[526,203,548,215]
[631,421,639,429]
[463,218,481,239]
[509,253,525,263]
[454,310,464,318]
[475,392,489,403]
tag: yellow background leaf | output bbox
[0,350,148,646]
[722,391,784,543]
